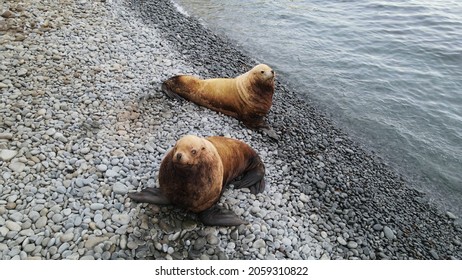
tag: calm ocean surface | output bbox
[173,0,462,216]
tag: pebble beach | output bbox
[0,0,461,260]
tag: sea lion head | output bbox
[172,135,209,168]
[250,64,275,84]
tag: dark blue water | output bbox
[173,0,462,216]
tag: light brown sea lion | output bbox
[162,64,278,140]
[128,135,266,226]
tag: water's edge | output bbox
[171,0,462,218]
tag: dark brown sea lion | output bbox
[162,64,278,139]
[128,135,266,226]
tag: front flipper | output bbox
[198,205,248,226]
[243,118,279,142]
[127,188,171,205]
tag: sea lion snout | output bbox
[253,64,275,82]
[173,151,190,165]
[172,135,205,165]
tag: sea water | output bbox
[172,0,462,216]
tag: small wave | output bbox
[170,0,190,17]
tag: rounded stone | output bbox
[60,232,74,243]
[9,161,26,173]
[35,217,48,229]
[347,241,358,249]
[0,150,18,161]
[90,203,105,210]
[253,239,266,249]
[105,169,118,177]
[112,213,130,225]
[383,226,395,240]
[337,236,347,246]
[206,233,219,245]
[52,213,64,223]
[97,164,108,172]
[5,221,21,232]
[373,224,383,231]
[112,182,128,195]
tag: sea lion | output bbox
[128,135,266,226]
[162,64,278,139]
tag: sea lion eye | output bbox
[260,70,265,74]
[191,149,197,155]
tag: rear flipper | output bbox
[127,188,171,205]
[198,205,248,226]
[232,157,266,194]
[161,79,186,101]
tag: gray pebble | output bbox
[5,221,22,232]
[112,182,128,195]
[20,229,34,236]
[206,233,219,245]
[194,238,207,250]
[90,203,105,210]
[60,232,74,243]
[94,214,103,223]
[373,224,383,231]
[10,212,23,222]
[23,244,36,253]
[383,226,395,240]
[52,213,64,223]
[58,243,70,254]
[112,213,130,225]
[226,242,236,250]
[9,161,26,173]
[127,241,138,250]
[0,150,18,161]
[46,128,57,136]
[73,216,82,227]
[105,169,118,177]
[337,236,347,246]
[253,239,266,249]
[97,164,108,172]
[347,241,358,249]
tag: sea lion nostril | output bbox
[176,153,182,160]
